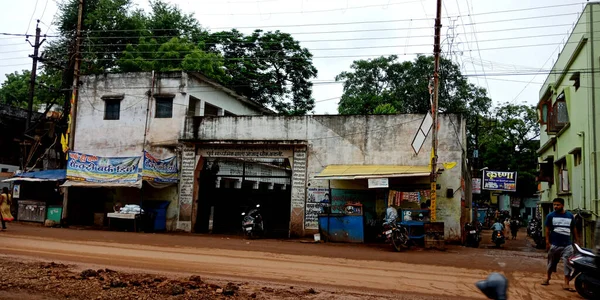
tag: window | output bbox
[104,99,121,120]
[570,72,581,91]
[557,160,569,193]
[538,98,550,125]
[204,102,221,117]
[547,91,569,133]
[155,97,173,118]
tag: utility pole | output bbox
[63,0,84,224]
[430,0,442,222]
[26,20,46,131]
[67,0,84,152]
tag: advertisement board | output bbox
[482,170,517,192]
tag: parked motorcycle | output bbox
[568,243,600,299]
[382,207,410,252]
[241,204,264,238]
[464,222,481,248]
[527,218,545,249]
[492,230,505,247]
[382,221,410,252]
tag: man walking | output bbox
[541,198,578,291]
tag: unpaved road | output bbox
[0,225,580,299]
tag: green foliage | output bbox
[38,0,318,115]
[373,103,398,114]
[204,29,318,115]
[0,70,63,110]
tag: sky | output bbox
[0,0,589,114]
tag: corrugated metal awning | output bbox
[314,165,430,180]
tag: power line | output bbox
[463,0,490,94]
[25,0,40,35]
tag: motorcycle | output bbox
[464,222,481,248]
[492,230,505,247]
[568,243,600,299]
[382,221,410,252]
[382,207,410,252]
[527,218,545,249]
[241,204,264,238]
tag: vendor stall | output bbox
[2,169,66,224]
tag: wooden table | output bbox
[107,213,141,232]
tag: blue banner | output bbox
[482,170,517,192]
[66,152,141,183]
[142,151,178,183]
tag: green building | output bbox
[537,3,600,248]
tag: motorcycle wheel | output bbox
[575,275,596,299]
[473,240,480,248]
[392,229,409,252]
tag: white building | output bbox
[67,71,270,231]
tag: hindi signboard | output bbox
[142,151,178,183]
[67,152,140,183]
[482,170,517,192]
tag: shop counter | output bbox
[318,213,364,243]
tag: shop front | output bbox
[312,165,444,245]
[61,151,179,232]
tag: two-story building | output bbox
[537,2,600,247]
[62,71,271,230]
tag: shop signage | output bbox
[511,198,521,208]
[482,170,517,192]
[12,184,20,198]
[368,178,389,188]
[142,151,178,183]
[472,178,481,194]
[305,188,329,230]
[66,152,140,183]
[198,145,293,158]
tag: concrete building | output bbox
[66,71,270,230]
[181,114,469,241]
[537,3,600,247]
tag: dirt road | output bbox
[0,225,579,299]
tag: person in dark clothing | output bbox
[510,218,519,240]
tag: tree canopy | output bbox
[335,55,539,197]
[39,0,317,115]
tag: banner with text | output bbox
[142,151,178,183]
[482,170,517,192]
[67,152,141,183]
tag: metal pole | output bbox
[430,0,442,222]
[67,0,84,152]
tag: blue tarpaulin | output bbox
[3,169,66,182]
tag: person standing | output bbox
[510,218,519,240]
[541,198,578,291]
[0,187,14,230]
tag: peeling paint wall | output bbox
[187,115,466,240]
[74,72,266,231]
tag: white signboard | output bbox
[368,178,389,188]
[411,112,433,154]
[12,184,20,198]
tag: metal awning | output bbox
[2,169,66,182]
[60,180,142,189]
[314,165,431,180]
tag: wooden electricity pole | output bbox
[430,0,442,222]
[67,0,84,152]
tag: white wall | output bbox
[188,114,466,240]
[74,71,268,231]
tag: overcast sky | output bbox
[0,0,588,114]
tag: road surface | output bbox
[0,224,578,299]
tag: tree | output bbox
[204,29,318,115]
[39,0,318,115]
[117,37,225,80]
[0,70,63,111]
[336,55,492,156]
